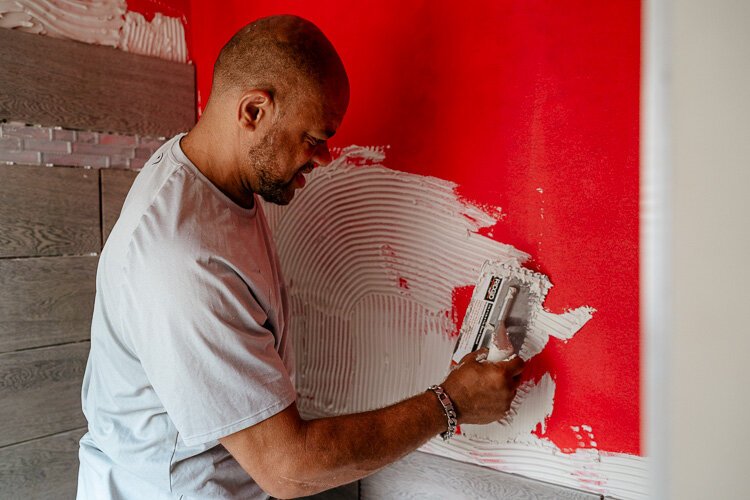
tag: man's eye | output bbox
[306,136,324,149]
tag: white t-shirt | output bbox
[77,134,296,499]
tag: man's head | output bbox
[206,15,349,205]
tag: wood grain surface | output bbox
[0,343,89,447]
[0,165,99,258]
[360,451,601,500]
[0,256,96,353]
[101,169,138,244]
[0,28,195,137]
[0,427,85,500]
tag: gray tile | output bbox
[72,142,130,156]
[0,136,22,149]
[23,138,71,153]
[51,129,76,141]
[109,153,135,168]
[1,123,50,139]
[134,146,156,158]
[0,28,194,136]
[0,150,41,165]
[129,157,147,170]
[75,131,99,144]
[361,451,600,500]
[137,137,166,150]
[99,133,137,147]
[43,152,108,168]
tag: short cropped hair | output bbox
[212,15,345,110]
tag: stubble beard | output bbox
[248,128,295,206]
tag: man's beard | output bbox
[248,129,296,206]
[257,165,295,205]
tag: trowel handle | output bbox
[487,286,517,363]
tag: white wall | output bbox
[666,1,750,498]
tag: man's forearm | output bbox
[221,349,522,499]
[291,390,447,494]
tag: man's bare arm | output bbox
[220,349,524,498]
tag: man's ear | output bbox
[238,90,274,131]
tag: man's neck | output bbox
[180,123,255,210]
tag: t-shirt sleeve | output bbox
[121,243,296,447]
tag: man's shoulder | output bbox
[102,138,191,260]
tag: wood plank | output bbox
[360,451,600,500]
[0,28,195,137]
[0,343,89,447]
[0,256,97,353]
[102,169,138,244]
[0,165,100,258]
[0,428,85,500]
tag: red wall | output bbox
[126,0,190,20]
[187,0,641,456]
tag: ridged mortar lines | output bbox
[262,145,645,498]
[350,294,455,411]
[522,307,596,359]
[0,0,188,62]
[0,0,124,44]
[461,374,556,443]
[422,437,648,499]
[119,11,187,62]
[270,165,525,316]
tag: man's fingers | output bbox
[463,347,488,363]
[503,355,525,376]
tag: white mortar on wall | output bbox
[263,146,647,499]
[0,0,188,62]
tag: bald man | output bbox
[77,15,523,499]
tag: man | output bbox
[78,14,523,499]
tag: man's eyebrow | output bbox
[310,129,336,141]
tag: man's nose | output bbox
[313,141,332,167]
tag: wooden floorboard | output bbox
[101,169,139,244]
[0,28,195,137]
[0,164,100,258]
[0,256,97,353]
[0,428,85,500]
[360,451,601,500]
[0,343,89,447]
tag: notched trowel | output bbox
[451,261,550,364]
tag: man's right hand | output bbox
[441,348,525,425]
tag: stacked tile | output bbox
[0,122,165,170]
